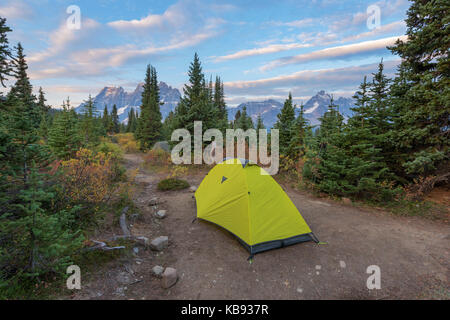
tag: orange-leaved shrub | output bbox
[57,148,135,223]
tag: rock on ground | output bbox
[150,236,169,251]
[152,265,164,278]
[148,197,160,206]
[189,186,197,192]
[136,236,149,247]
[152,141,170,152]
[154,210,167,219]
[161,267,178,288]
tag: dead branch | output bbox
[119,206,131,236]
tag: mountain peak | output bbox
[76,82,181,123]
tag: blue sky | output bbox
[0,0,410,107]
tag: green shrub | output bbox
[157,178,190,191]
[96,141,123,161]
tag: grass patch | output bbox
[384,199,448,220]
[157,178,190,191]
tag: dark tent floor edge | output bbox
[197,218,315,255]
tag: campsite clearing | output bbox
[69,153,449,300]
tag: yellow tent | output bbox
[195,158,317,256]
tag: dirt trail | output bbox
[72,153,449,300]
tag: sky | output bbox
[0,0,411,107]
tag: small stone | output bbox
[148,197,160,206]
[342,197,352,205]
[136,236,149,247]
[296,287,303,293]
[150,236,168,251]
[315,265,322,270]
[133,247,139,254]
[154,210,167,219]
[339,260,346,268]
[189,186,197,192]
[162,267,178,288]
[152,265,164,278]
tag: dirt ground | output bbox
[69,153,449,300]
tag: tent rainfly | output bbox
[194,158,318,258]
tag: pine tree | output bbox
[9,43,34,105]
[135,65,162,149]
[236,106,254,130]
[369,60,392,137]
[313,99,347,195]
[213,76,228,133]
[48,99,81,159]
[79,95,100,147]
[274,93,296,155]
[1,93,83,287]
[126,108,138,133]
[37,87,49,113]
[37,87,51,142]
[102,105,109,133]
[287,104,309,160]
[233,110,241,129]
[8,43,40,128]
[256,114,265,131]
[338,73,399,200]
[173,53,218,135]
[162,110,175,140]
[388,0,449,180]
[184,53,204,106]
[0,17,12,94]
[111,104,119,133]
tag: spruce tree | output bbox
[313,99,347,195]
[236,106,254,130]
[8,43,39,127]
[1,93,83,287]
[173,53,218,135]
[48,99,81,159]
[126,108,137,133]
[136,65,162,149]
[37,87,49,113]
[111,104,119,133]
[79,95,100,147]
[0,17,12,93]
[233,110,241,129]
[102,105,109,133]
[274,93,296,155]
[37,87,50,142]
[9,43,34,105]
[388,0,449,180]
[256,113,265,131]
[213,76,228,133]
[287,104,309,160]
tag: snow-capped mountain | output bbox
[76,84,355,128]
[75,82,181,123]
[228,99,283,129]
[229,91,356,128]
[302,90,355,125]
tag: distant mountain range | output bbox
[76,84,355,128]
[228,90,355,128]
[75,82,181,123]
